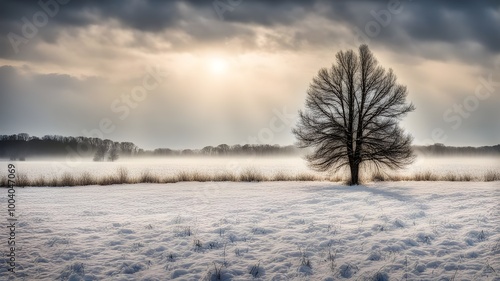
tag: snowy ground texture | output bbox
[1,181,499,280]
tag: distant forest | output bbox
[0,134,499,161]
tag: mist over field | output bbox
[1,155,499,185]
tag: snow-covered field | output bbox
[1,181,499,280]
[2,156,499,180]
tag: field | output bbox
[0,156,499,280]
[1,156,499,185]
[0,181,499,280]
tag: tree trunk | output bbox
[350,162,359,185]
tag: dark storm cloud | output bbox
[0,0,499,147]
[1,0,499,58]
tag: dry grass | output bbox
[79,172,94,186]
[371,171,388,182]
[32,176,47,186]
[1,167,498,187]
[239,168,265,182]
[48,176,58,187]
[59,173,77,186]
[295,173,319,181]
[272,171,288,181]
[212,172,238,182]
[116,167,129,184]
[139,171,160,183]
[369,170,486,182]
[413,171,438,181]
[16,173,30,187]
[443,173,459,182]
[484,170,500,182]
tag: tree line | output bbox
[0,134,498,161]
[413,143,500,156]
[0,134,137,161]
[0,134,301,160]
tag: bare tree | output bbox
[93,145,108,162]
[293,45,415,185]
[108,144,120,162]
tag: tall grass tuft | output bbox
[16,173,30,187]
[176,171,194,182]
[78,172,94,186]
[116,167,129,184]
[48,176,59,187]
[212,172,238,182]
[139,171,160,183]
[329,173,345,182]
[414,171,437,181]
[443,173,458,182]
[371,171,387,182]
[33,176,47,186]
[459,174,473,182]
[295,173,318,181]
[272,171,288,181]
[484,170,500,181]
[239,168,265,182]
[59,173,76,186]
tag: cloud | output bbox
[1,1,499,58]
[0,1,498,147]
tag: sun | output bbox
[209,58,228,75]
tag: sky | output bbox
[0,0,499,149]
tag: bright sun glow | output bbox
[209,58,228,74]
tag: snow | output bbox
[1,181,499,280]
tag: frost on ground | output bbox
[0,182,499,280]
